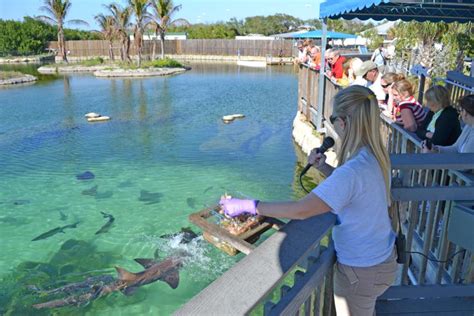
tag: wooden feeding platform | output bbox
[189,206,284,256]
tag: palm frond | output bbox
[35,15,58,25]
[170,18,189,27]
[66,19,89,27]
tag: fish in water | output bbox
[117,180,133,188]
[76,171,95,180]
[95,212,115,235]
[203,186,213,193]
[95,191,113,200]
[0,216,30,226]
[13,199,30,206]
[186,197,196,209]
[138,190,163,205]
[32,222,80,241]
[29,274,116,296]
[81,185,98,196]
[160,227,199,244]
[59,211,68,221]
[32,253,187,309]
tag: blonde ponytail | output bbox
[332,86,391,203]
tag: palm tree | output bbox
[94,14,116,61]
[107,3,132,62]
[37,0,88,62]
[128,0,151,67]
[149,0,189,59]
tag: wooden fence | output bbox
[47,39,295,58]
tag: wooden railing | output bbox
[175,156,474,315]
[176,213,338,315]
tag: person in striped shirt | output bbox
[391,79,427,132]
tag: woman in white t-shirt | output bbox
[220,86,397,316]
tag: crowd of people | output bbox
[296,40,473,153]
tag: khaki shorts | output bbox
[333,249,397,316]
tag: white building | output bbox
[130,32,188,41]
[235,34,275,40]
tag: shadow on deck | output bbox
[376,284,474,315]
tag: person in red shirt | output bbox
[326,50,346,79]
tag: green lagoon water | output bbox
[0,63,308,315]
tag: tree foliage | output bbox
[390,21,473,76]
[0,17,55,56]
[0,17,99,57]
[169,14,373,39]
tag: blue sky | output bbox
[0,0,321,30]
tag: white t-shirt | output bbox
[370,74,387,101]
[351,76,368,87]
[372,48,386,67]
[312,147,395,267]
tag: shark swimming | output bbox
[32,252,187,309]
[31,222,80,241]
[95,212,115,235]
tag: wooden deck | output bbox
[376,284,474,315]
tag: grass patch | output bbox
[143,58,183,68]
[115,58,183,70]
[0,71,25,80]
[78,57,105,66]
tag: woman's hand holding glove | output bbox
[219,198,259,218]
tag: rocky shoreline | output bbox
[0,54,54,64]
[37,65,113,74]
[0,74,37,86]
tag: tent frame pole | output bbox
[316,18,328,131]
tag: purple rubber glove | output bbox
[219,198,259,218]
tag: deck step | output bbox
[376,285,474,315]
[376,297,474,315]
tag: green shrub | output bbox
[79,57,105,66]
[144,58,183,68]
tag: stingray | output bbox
[82,185,98,196]
[95,191,114,200]
[76,171,95,180]
[117,180,133,188]
[138,190,163,205]
[186,197,197,209]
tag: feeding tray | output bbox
[189,206,283,256]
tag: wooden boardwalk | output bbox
[376,285,474,315]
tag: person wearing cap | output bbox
[354,60,386,104]
[326,50,346,79]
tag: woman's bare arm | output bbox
[257,193,331,220]
[400,108,417,132]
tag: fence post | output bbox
[410,64,430,103]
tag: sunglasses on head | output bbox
[330,115,344,124]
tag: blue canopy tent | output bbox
[320,0,474,23]
[311,0,474,130]
[290,30,357,39]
